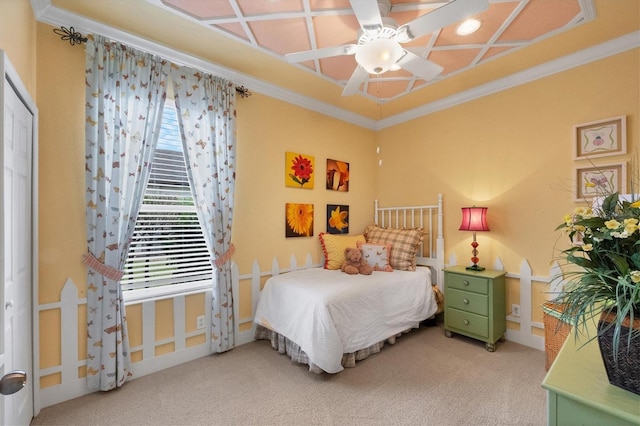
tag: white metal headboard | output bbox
[374,194,445,290]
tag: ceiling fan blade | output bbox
[396,50,444,82]
[286,44,357,63]
[397,0,489,42]
[342,66,369,96]
[349,0,384,34]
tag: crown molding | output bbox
[379,31,640,129]
[29,0,378,130]
[31,1,638,132]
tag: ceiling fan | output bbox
[285,0,489,96]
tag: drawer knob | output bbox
[463,319,470,325]
[463,298,469,304]
[463,280,469,286]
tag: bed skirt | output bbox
[254,324,414,374]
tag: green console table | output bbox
[542,320,640,426]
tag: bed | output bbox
[253,195,445,373]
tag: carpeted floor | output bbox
[31,324,547,426]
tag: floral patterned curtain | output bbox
[84,34,169,390]
[171,65,237,352]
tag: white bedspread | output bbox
[254,267,437,373]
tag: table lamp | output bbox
[459,206,490,271]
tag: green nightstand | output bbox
[443,266,506,352]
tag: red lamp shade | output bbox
[459,206,489,271]
[459,207,490,232]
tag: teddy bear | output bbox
[340,247,373,275]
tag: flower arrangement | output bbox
[554,192,640,362]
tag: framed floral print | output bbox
[575,163,626,201]
[285,203,314,237]
[326,158,349,191]
[285,152,314,189]
[574,116,626,160]
[326,204,349,234]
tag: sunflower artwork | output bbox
[285,203,314,237]
[327,204,349,234]
[285,152,315,189]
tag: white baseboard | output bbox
[505,329,545,351]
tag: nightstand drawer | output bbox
[446,308,489,338]
[446,273,488,295]
[444,267,506,350]
[447,288,488,316]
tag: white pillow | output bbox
[357,241,393,272]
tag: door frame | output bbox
[1,50,40,418]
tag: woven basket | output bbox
[542,302,571,371]
[597,312,640,395]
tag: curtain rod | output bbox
[53,26,252,98]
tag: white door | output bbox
[1,64,34,425]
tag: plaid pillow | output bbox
[364,224,422,271]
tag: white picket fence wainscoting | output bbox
[503,261,565,351]
[36,254,316,408]
[38,254,553,408]
[38,278,214,408]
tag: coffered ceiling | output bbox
[34,0,638,127]
[148,0,592,101]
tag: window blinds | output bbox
[121,104,213,292]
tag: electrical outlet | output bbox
[196,315,205,330]
[512,304,520,317]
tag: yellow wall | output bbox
[234,95,377,273]
[377,49,639,321]
[36,23,87,304]
[2,0,639,393]
[31,20,376,378]
[377,49,639,274]
[0,0,37,97]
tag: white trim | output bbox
[129,344,211,379]
[173,296,186,352]
[142,301,155,361]
[29,0,377,130]
[379,31,640,129]
[30,1,639,131]
[122,280,211,304]
[60,281,79,396]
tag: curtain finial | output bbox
[235,86,251,98]
[53,26,88,46]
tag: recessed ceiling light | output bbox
[456,19,481,36]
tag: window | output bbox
[121,101,213,300]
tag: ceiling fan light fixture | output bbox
[395,25,413,43]
[455,18,481,36]
[355,38,403,75]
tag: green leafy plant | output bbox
[554,192,640,362]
